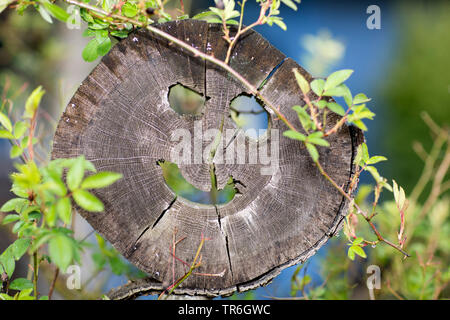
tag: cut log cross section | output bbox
[52,19,363,298]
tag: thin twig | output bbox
[315,160,410,257]
[33,252,39,299]
[48,267,59,300]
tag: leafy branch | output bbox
[0,85,123,299]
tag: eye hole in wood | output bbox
[168,83,206,116]
[157,160,237,205]
[230,94,269,139]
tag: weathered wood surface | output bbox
[52,19,363,298]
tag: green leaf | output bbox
[122,2,138,18]
[48,235,73,272]
[43,1,70,22]
[392,180,399,204]
[367,156,387,165]
[347,246,355,260]
[80,8,94,23]
[13,121,28,139]
[2,214,20,225]
[283,130,306,141]
[0,111,12,132]
[343,89,353,108]
[281,0,298,11]
[353,93,371,105]
[305,143,319,162]
[292,105,313,132]
[67,156,85,191]
[59,158,96,173]
[37,4,53,23]
[46,173,67,197]
[96,37,111,56]
[0,198,28,213]
[225,11,240,21]
[94,29,108,42]
[10,184,28,198]
[17,288,34,300]
[326,102,346,116]
[81,171,122,189]
[73,189,104,212]
[366,166,382,183]
[24,86,45,119]
[307,132,330,147]
[323,83,351,99]
[350,104,375,121]
[9,278,33,291]
[351,245,367,259]
[56,197,72,224]
[101,0,114,11]
[46,204,57,228]
[12,238,31,260]
[361,143,370,163]
[83,160,97,173]
[0,250,15,277]
[392,180,406,210]
[209,6,224,18]
[0,129,14,139]
[192,11,215,20]
[310,79,325,96]
[203,17,222,24]
[293,68,310,94]
[225,19,239,25]
[271,17,287,31]
[82,38,99,62]
[88,21,109,30]
[12,220,25,234]
[0,293,13,300]
[110,30,129,38]
[351,119,368,131]
[381,181,393,192]
[324,69,353,91]
[353,237,364,245]
[10,145,23,159]
[354,143,369,167]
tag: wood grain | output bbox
[51,19,363,298]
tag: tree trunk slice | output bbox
[51,19,363,298]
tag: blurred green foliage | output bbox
[380,1,450,193]
[292,118,449,299]
[0,9,63,101]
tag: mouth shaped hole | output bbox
[158,160,236,205]
[168,83,206,116]
[230,94,269,139]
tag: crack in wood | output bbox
[152,196,177,229]
[257,57,287,90]
[215,205,234,281]
[128,196,178,257]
